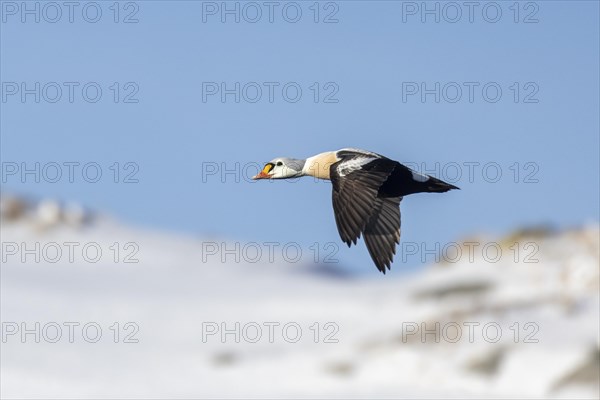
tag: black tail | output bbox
[380,162,460,197]
[422,175,460,193]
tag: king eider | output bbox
[253,148,459,274]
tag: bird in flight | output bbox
[253,148,458,273]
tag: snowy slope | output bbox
[1,196,598,399]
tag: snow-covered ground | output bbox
[1,196,599,399]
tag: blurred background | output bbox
[1,1,599,398]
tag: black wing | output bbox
[330,153,402,272]
[362,196,402,273]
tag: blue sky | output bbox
[1,1,599,274]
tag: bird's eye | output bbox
[276,161,283,166]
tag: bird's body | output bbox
[253,148,458,273]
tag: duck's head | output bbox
[253,157,306,179]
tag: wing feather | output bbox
[329,150,403,273]
[363,197,402,273]
[331,159,389,246]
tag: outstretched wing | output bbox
[363,196,402,273]
[330,150,403,273]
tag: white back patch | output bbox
[411,170,430,182]
[338,157,376,177]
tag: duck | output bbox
[253,148,459,273]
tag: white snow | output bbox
[1,196,598,398]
